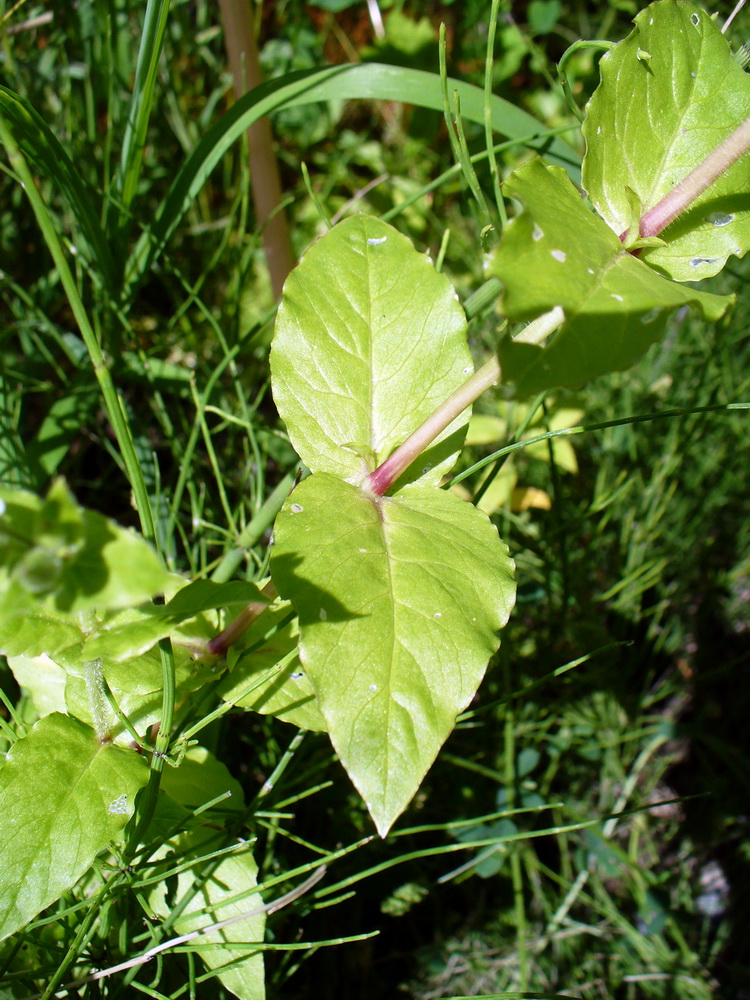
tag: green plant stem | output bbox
[123,637,176,861]
[363,308,565,497]
[450,401,750,486]
[557,40,614,122]
[0,115,157,545]
[472,391,546,506]
[211,469,299,583]
[438,24,490,225]
[638,115,750,238]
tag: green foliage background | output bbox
[0,1,749,998]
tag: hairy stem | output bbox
[364,307,564,498]
[638,115,750,239]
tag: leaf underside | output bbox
[582,0,750,280]
[490,159,734,397]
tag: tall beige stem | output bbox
[218,0,296,299]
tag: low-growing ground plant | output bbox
[0,1,748,997]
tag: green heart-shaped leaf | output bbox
[271,473,515,836]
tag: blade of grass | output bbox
[0,113,155,541]
[0,85,116,290]
[125,62,581,295]
[449,402,750,487]
[110,0,171,257]
[485,0,507,227]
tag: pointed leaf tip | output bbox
[271,474,515,835]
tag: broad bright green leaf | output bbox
[218,618,327,732]
[0,713,148,941]
[0,480,172,614]
[271,473,515,836]
[148,844,263,1000]
[582,0,750,280]
[81,579,266,663]
[489,159,733,396]
[271,216,473,487]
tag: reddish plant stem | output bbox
[208,580,278,657]
[637,115,750,239]
[363,356,501,498]
[364,307,565,498]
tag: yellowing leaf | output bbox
[512,487,552,511]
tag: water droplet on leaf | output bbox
[640,308,661,324]
[705,212,733,227]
